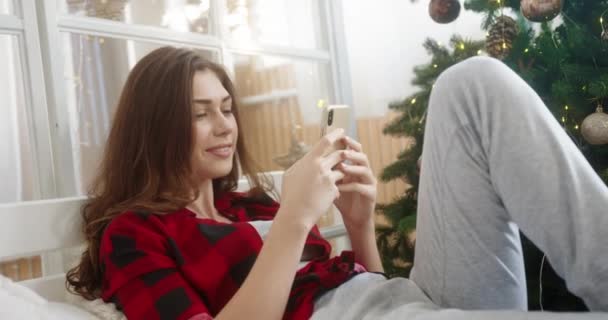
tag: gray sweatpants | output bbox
[313,56,607,320]
[410,56,608,311]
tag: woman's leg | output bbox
[410,56,608,311]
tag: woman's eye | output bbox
[195,113,208,118]
[222,109,233,115]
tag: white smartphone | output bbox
[320,104,351,152]
[320,104,351,136]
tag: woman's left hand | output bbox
[333,137,377,229]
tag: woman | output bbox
[67,47,607,320]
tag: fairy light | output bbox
[524,48,529,53]
[433,64,438,68]
[575,124,580,130]
[317,99,326,108]
[459,43,465,50]
[477,49,483,55]
[564,105,569,110]
[561,116,566,123]
[411,98,417,105]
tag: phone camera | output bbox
[328,109,334,125]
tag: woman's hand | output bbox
[333,136,377,229]
[278,129,347,231]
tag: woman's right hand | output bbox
[278,128,347,230]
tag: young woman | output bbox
[67,47,607,320]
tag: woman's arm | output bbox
[345,218,384,273]
[215,212,308,320]
[218,129,349,320]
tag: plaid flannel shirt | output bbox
[100,191,361,320]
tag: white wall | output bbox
[342,0,487,118]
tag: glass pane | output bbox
[58,0,210,34]
[0,0,14,15]
[62,33,216,193]
[229,53,332,172]
[222,0,326,49]
[0,34,38,203]
[228,53,341,226]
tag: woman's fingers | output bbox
[341,149,370,167]
[337,162,375,184]
[321,149,346,171]
[337,182,375,199]
[342,136,363,152]
[329,169,345,184]
[312,128,346,158]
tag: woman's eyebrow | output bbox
[192,96,232,104]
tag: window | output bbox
[62,32,217,189]
[1,0,352,279]
[0,0,353,208]
[0,34,36,203]
[58,0,211,33]
[221,0,326,50]
[227,53,332,171]
[0,1,54,203]
[0,0,15,15]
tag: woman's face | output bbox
[190,70,238,183]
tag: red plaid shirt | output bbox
[100,191,362,320]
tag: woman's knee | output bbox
[437,56,512,90]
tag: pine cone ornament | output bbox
[486,15,519,60]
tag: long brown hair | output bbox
[66,46,271,299]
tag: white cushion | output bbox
[0,275,98,319]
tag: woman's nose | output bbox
[213,113,232,136]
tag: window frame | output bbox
[35,0,353,198]
[0,2,57,200]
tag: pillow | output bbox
[47,301,101,320]
[0,274,99,320]
[65,292,126,320]
[0,274,46,320]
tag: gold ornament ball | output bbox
[429,0,461,24]
[581,106,608,145]
[521,0,563,22]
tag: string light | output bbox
[459,43,465,50]
[564,105,569,110]
[561,116,566,123]
[524,48,529,53]
[317,99,326,108]
[575,124,580,130]
[411,98,417,105]
[433,64,438,68]
[477,49,483,55]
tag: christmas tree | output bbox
[377,0,608,311]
